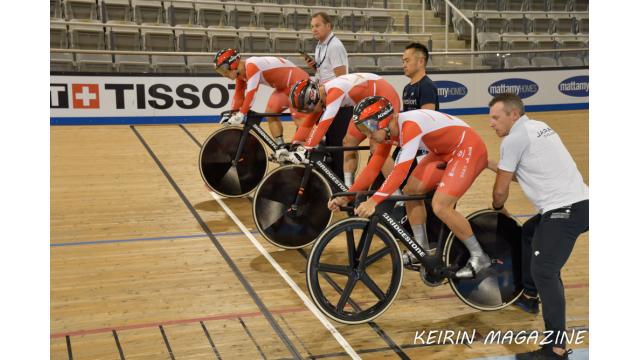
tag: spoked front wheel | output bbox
[445,210,523,310]
[307,218,403,324]
[199,127,268,197]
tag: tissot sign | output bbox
[51,69,588,124]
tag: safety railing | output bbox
[445,0,474,53]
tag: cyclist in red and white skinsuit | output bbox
[213,49,310,146]
[287,73,400,186]
[329,96,491,278]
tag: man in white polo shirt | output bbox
[303,12,351,181]
[487,93,588,360]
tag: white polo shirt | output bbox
[498,115,588,214]
[314,32,349,84]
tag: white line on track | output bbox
[210,191,361,360]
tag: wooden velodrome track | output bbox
[51,110,589,359]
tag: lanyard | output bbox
[315,35,336,68]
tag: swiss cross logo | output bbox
[72,84,100,109]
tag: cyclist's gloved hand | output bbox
[226,112,246,125]
[287,144,309,164]
[219,112,233,125]
[274,144,291,163]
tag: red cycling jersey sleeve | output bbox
[348,142,393,193]
[371,120,423,204]
[304,88,346,149]
[231,77,247,112]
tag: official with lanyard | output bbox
[303,11,351,181]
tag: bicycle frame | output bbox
[226,111,286,164]
[289,145,370,215]
[334,191,456,279]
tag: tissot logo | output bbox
[50,84,69,108]
[50,82,231,110]
[72,84,100,109]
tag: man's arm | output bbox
[492,169,514,209]
[333,65,347,76]
[420,103,436,110]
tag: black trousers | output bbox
[521,199,589,348]
[324,106,353,182]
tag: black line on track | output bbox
[179,124,203,147]
[159,325,176,360]
[66,335,73,360]
[297,249,410,360]
[238,317,268,360]
[179,123,410,359]
[131,125,302,359]
[112,330,126,360]
[279,314,315,359]
[200,321,223,360]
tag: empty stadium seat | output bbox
[51,0,63,18]
[359,35,388,52]
[141,25,175,51]
[101,0,132,23]
[531,56,558,67]
[284,56,308,68]
[210,31,241,51]
[106,26,141,50]
[505,14,529,33]
[133,0,164,25]
[583,53,588,66]
[151,55,187,73]
[504,0,526,11]
[558,55,584,67]
[196,3,226,27]
[272,34,301,52]
[483,15,509,33]
[177,28,209,52]
[529,14,555,34]
[51,52,75,71]
[284,8,310,31]
[187,55,216,73]
[69,23,106,49]
[576,15,588,34]
[65,0,99,21]
[51,23,69,48]
[507,37,536,55]
[481,0,503,11]
[346,0,371,7]
[349,56,378,72]
[256,6,285,30]
[554,16,575,34]
[528,0,549,11]
[340,11,366,33]
[228,4,255,29]
[388,37,412,52]
[549,0,571,11]
[504,56,531,69]
[477,32,502,51]
[299,0,319,5]
[115,54,151,72]
[302,37,317,53]
[241,33,271,52]
[574,0,588,11]
[335,33,360,53]
[165,1,196,26]
[76,53,113,72]
[366,12,394,33]
[378,56,403,72]
[558,39,587,57]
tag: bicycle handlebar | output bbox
[332,191,432,202]
[220,109,288,118]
